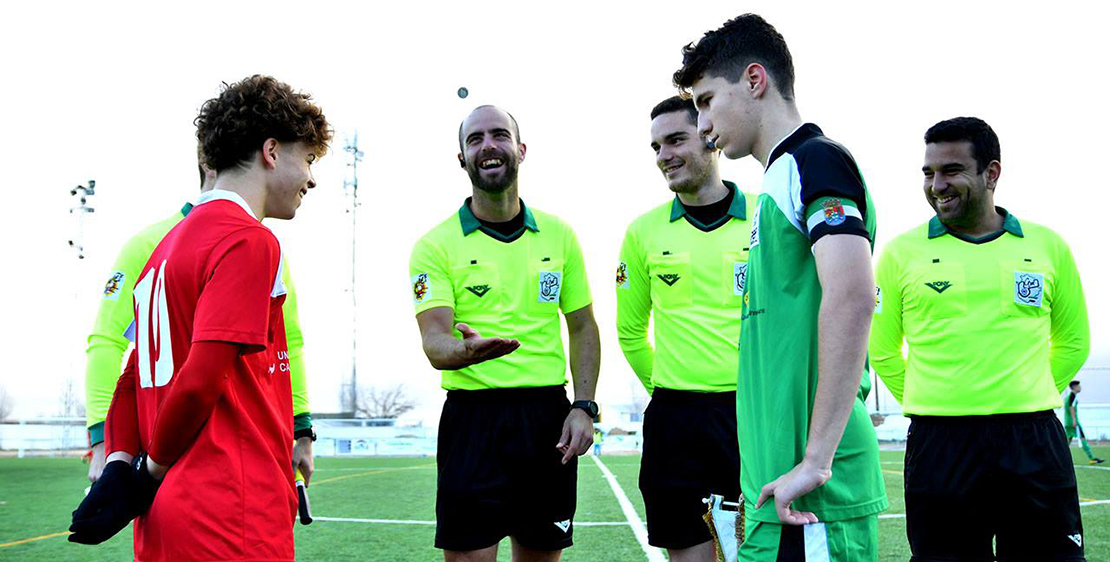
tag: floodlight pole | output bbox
[343,135,364,414]
[68,180,96,259]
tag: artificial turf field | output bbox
[2,447,1108,561]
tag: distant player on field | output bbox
[870,117,1090,560]
[69,75,330,561]
[83,156,318,486]
[673,14,887,561]
[410,105,600,562]
[617,95,749,562]
[1065,381,1103,465]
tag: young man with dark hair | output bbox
[871,116,1090,560]
[69,75,330,562]
[411,105,600,562]
[673,14,887,561]
[81,158,317,487]
[617,95,750,562]
[1065,381,1103,464]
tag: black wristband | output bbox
[294,428,317,442]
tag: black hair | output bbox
[650,96,697,126]
[1070,380,1081,388]
[673,14,795,100]
[924,117,1001,174]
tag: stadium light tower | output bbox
[343,134,364,414]
[68,180,96,259]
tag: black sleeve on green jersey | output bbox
[1065,393,1075,408]
[794,138,871,244]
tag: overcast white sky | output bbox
[2,1,1108,423]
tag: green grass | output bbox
[2,448,1108,561]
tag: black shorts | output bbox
[435,386,576,552]
[639,388,741,550]
[905,410,1085,562]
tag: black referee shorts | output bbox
[905,410,1085,562]
[435,386,576,552]
[639,387,741,550]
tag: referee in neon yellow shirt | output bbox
[870,117,1090,561]
[84,161,317,483]
[411,105,600,561]
[617,96,750,562]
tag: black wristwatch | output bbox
[294,428,317,442]
[571,400,600,418]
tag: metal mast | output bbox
[68,180,96,259]
[343,135,364,414]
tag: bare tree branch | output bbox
[0,383,14,421]
[354,384,417,419]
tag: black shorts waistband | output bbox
[651,387,736,405]
[445,385,567,404]
[908,409,1056,425]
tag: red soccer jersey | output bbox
[130,190,294,562]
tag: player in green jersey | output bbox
[411,105,600,562]
[1065,381,1103,464]
[618,95,750,562]
[84,160,316,484]
[673,14,886,561]
[870,117,1089,560]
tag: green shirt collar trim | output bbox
[928,207,1023,239]
[181,202,194,217]
[458,198,539,235]
[669,180,747,222]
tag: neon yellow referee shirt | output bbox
[410,199,592,390]
[616,182,754,393]
[869,209,1089,415]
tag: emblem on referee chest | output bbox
[1014,271,1044,307]
[657,273,681,286]
[733,263,747,295]
[466,284,491,298]
[616,262,629,289]
[538,271,562,303]
[924,281,952,293]
[103,271,125,301]
[412,273,430,304]
[823,198,846,226]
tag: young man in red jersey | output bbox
[69,75,330,562]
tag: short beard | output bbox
[467,159,519,194]
[666,159,712,195]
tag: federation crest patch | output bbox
[412,273,431,305]
[823,198,847,226]
[1013,271,1043,307]
[102,271,125,301]
[616,262,629,289]
[538,271,563,303]
[733,262,747,295]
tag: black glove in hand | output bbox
[68,453,162,545]
[68,459,135,545]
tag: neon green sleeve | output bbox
[559,224,593,314]
[868,244,906,404]
[1048,235,1090,393]
[410,236,455,314]
[282,257,311,419]
[615,223,654,394]
[85,222,170,443]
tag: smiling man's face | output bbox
[459,107,525,194]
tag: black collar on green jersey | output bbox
[928,207,1023,243]
[669,180,747,230]
[766,123,822,170]
[180,202,194,217]
[459,197,539,241]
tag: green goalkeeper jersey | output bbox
[85,203,312,445]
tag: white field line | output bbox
[1076,464,1110,471]
[313,466,434,472]
[591,455,667,562]
[314,516,628,527]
